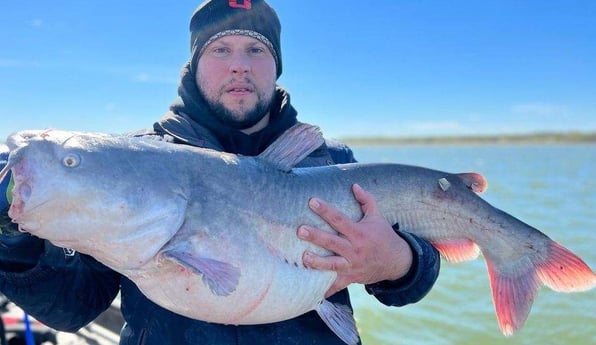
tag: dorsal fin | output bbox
[258,123,325,172]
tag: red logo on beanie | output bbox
[229,0,251,9]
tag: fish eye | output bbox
[62,153,81,168]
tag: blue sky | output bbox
[1,0,595,139]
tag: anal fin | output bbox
[431,239,480,263]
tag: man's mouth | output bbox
[229,88,251,92]
[225,82,255,95]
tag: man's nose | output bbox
[229,52,251,74]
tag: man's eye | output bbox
[211,47,230,56]
[248,47,266,55]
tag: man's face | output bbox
[196,35,277,130]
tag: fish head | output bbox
[3,130,120,239]
[1,129,186,252]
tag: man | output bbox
[0,1,440,344]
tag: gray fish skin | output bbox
[0,126,594,344]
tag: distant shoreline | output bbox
[3,131,595,146]
[340,131,596,146]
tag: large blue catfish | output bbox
[0,124,594,345]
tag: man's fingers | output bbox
[297,226,350,255]
[300,184,411,297]
[352,183,378,215]
[308,198,355,236]
[302,251,349,272]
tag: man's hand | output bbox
[297,184,413,297]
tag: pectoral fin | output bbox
[163,250,241,296]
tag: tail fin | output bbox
[485,241,596,336]
[536,241,596,292]
[485,257,541,336]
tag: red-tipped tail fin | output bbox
[536,241,596,292]
[484,240,596,336]
[485,258,541,336]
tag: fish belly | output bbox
[124,252,335,325]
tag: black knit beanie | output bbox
[189,0,282,78]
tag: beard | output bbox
[199,81,275,130]
[208,97,271,130]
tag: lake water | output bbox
[346,143,595,345]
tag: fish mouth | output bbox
[4,160,44,232]
[9,180,31,219]
[8,184,46,233]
